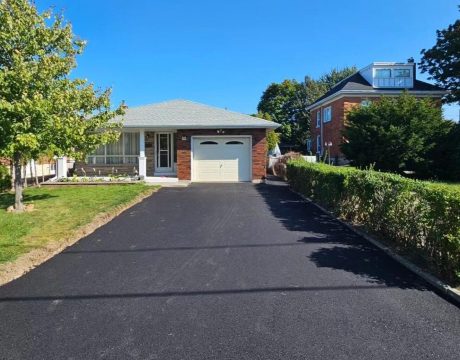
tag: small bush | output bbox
[0,165,11,193]
[287,159,460,284]
[273,152,302,179]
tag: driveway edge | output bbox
[0,187,160,287]
[286,186,460,306]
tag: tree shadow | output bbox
[0,193,57,210]
[308,244,427,290]
[255,183,356,244]
[256,183,428,291]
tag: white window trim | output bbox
[316,135,321,154]
[323,106,332,123]
[316,111,321,128]
[87,132,140,165]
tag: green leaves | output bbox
[257,67,357,149]
[420,13,460,104]
[0,0,124,161]
[341,92,451,178]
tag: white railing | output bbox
[373,77,413,88]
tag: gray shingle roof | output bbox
[117,100,279,129]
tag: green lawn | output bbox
[0,184,157,264]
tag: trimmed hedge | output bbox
[287,160,460,283]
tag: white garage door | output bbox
[192,137,251,182]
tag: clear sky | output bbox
[35,0,459,120]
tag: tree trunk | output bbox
[13,154,24,212]
[23,162,27,188]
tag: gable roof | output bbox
[117,100,279,129]
[306,71,446,111]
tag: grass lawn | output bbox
[0,184,157,264]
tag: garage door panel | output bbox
[193,137,251,182]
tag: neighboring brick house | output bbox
[76,100,278,182]
[306,62,446,164]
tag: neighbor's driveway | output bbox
[0,183,459,359]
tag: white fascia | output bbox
[306,89,447,111]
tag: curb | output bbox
[284,186,460,306]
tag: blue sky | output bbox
[36,0,459,120]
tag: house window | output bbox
[316,111,321,128]
[306,139,312,152]
[316,135,321,154]
[394,69,410,77]
[375,68,391,78]
[361,100,372,107]
[87,132,140,165]
[323,106,332,123]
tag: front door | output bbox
[155,133,174,173]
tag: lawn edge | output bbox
[0,186,160,286]
[285,186,460,306]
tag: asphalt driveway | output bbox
[0,183,459,359]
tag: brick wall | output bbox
[74,162,138,176]
[310,97,367,163]
[176,128,267,181]
[145,131,155,176]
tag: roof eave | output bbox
[121,123,280,130]
[306,89,448,111]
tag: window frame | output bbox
[323,106,332,123]
[87,132,140,165]
[375,68,391,78]
[316,135,321,154]
[316,111,321,128]
[393,68,411,78]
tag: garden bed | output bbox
[44,175,142,185]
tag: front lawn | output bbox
[0,184,157,264]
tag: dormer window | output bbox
[375,69,391,78]
[394,69,410,77]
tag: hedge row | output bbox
[286,159,460,283]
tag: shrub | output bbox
[287,159,460,284]
[273,152,302,179]
[0,165,11,192]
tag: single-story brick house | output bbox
[76,100,279,182]
[306,62,447,164]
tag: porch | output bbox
[77,130,177,178]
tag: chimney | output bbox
[407,57,416,81]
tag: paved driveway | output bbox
[0,183,459,359]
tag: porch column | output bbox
[138,130,147,178]
[56,156,67,179]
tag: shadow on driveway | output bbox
[255,183,428,291]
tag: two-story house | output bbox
[307,62,446,164]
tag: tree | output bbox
[257,79,299,144]
[420,8,460,104]
[341,93,451,177]
[257,67,357,150]
[430,122,460,181]
[0,0,124,211]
